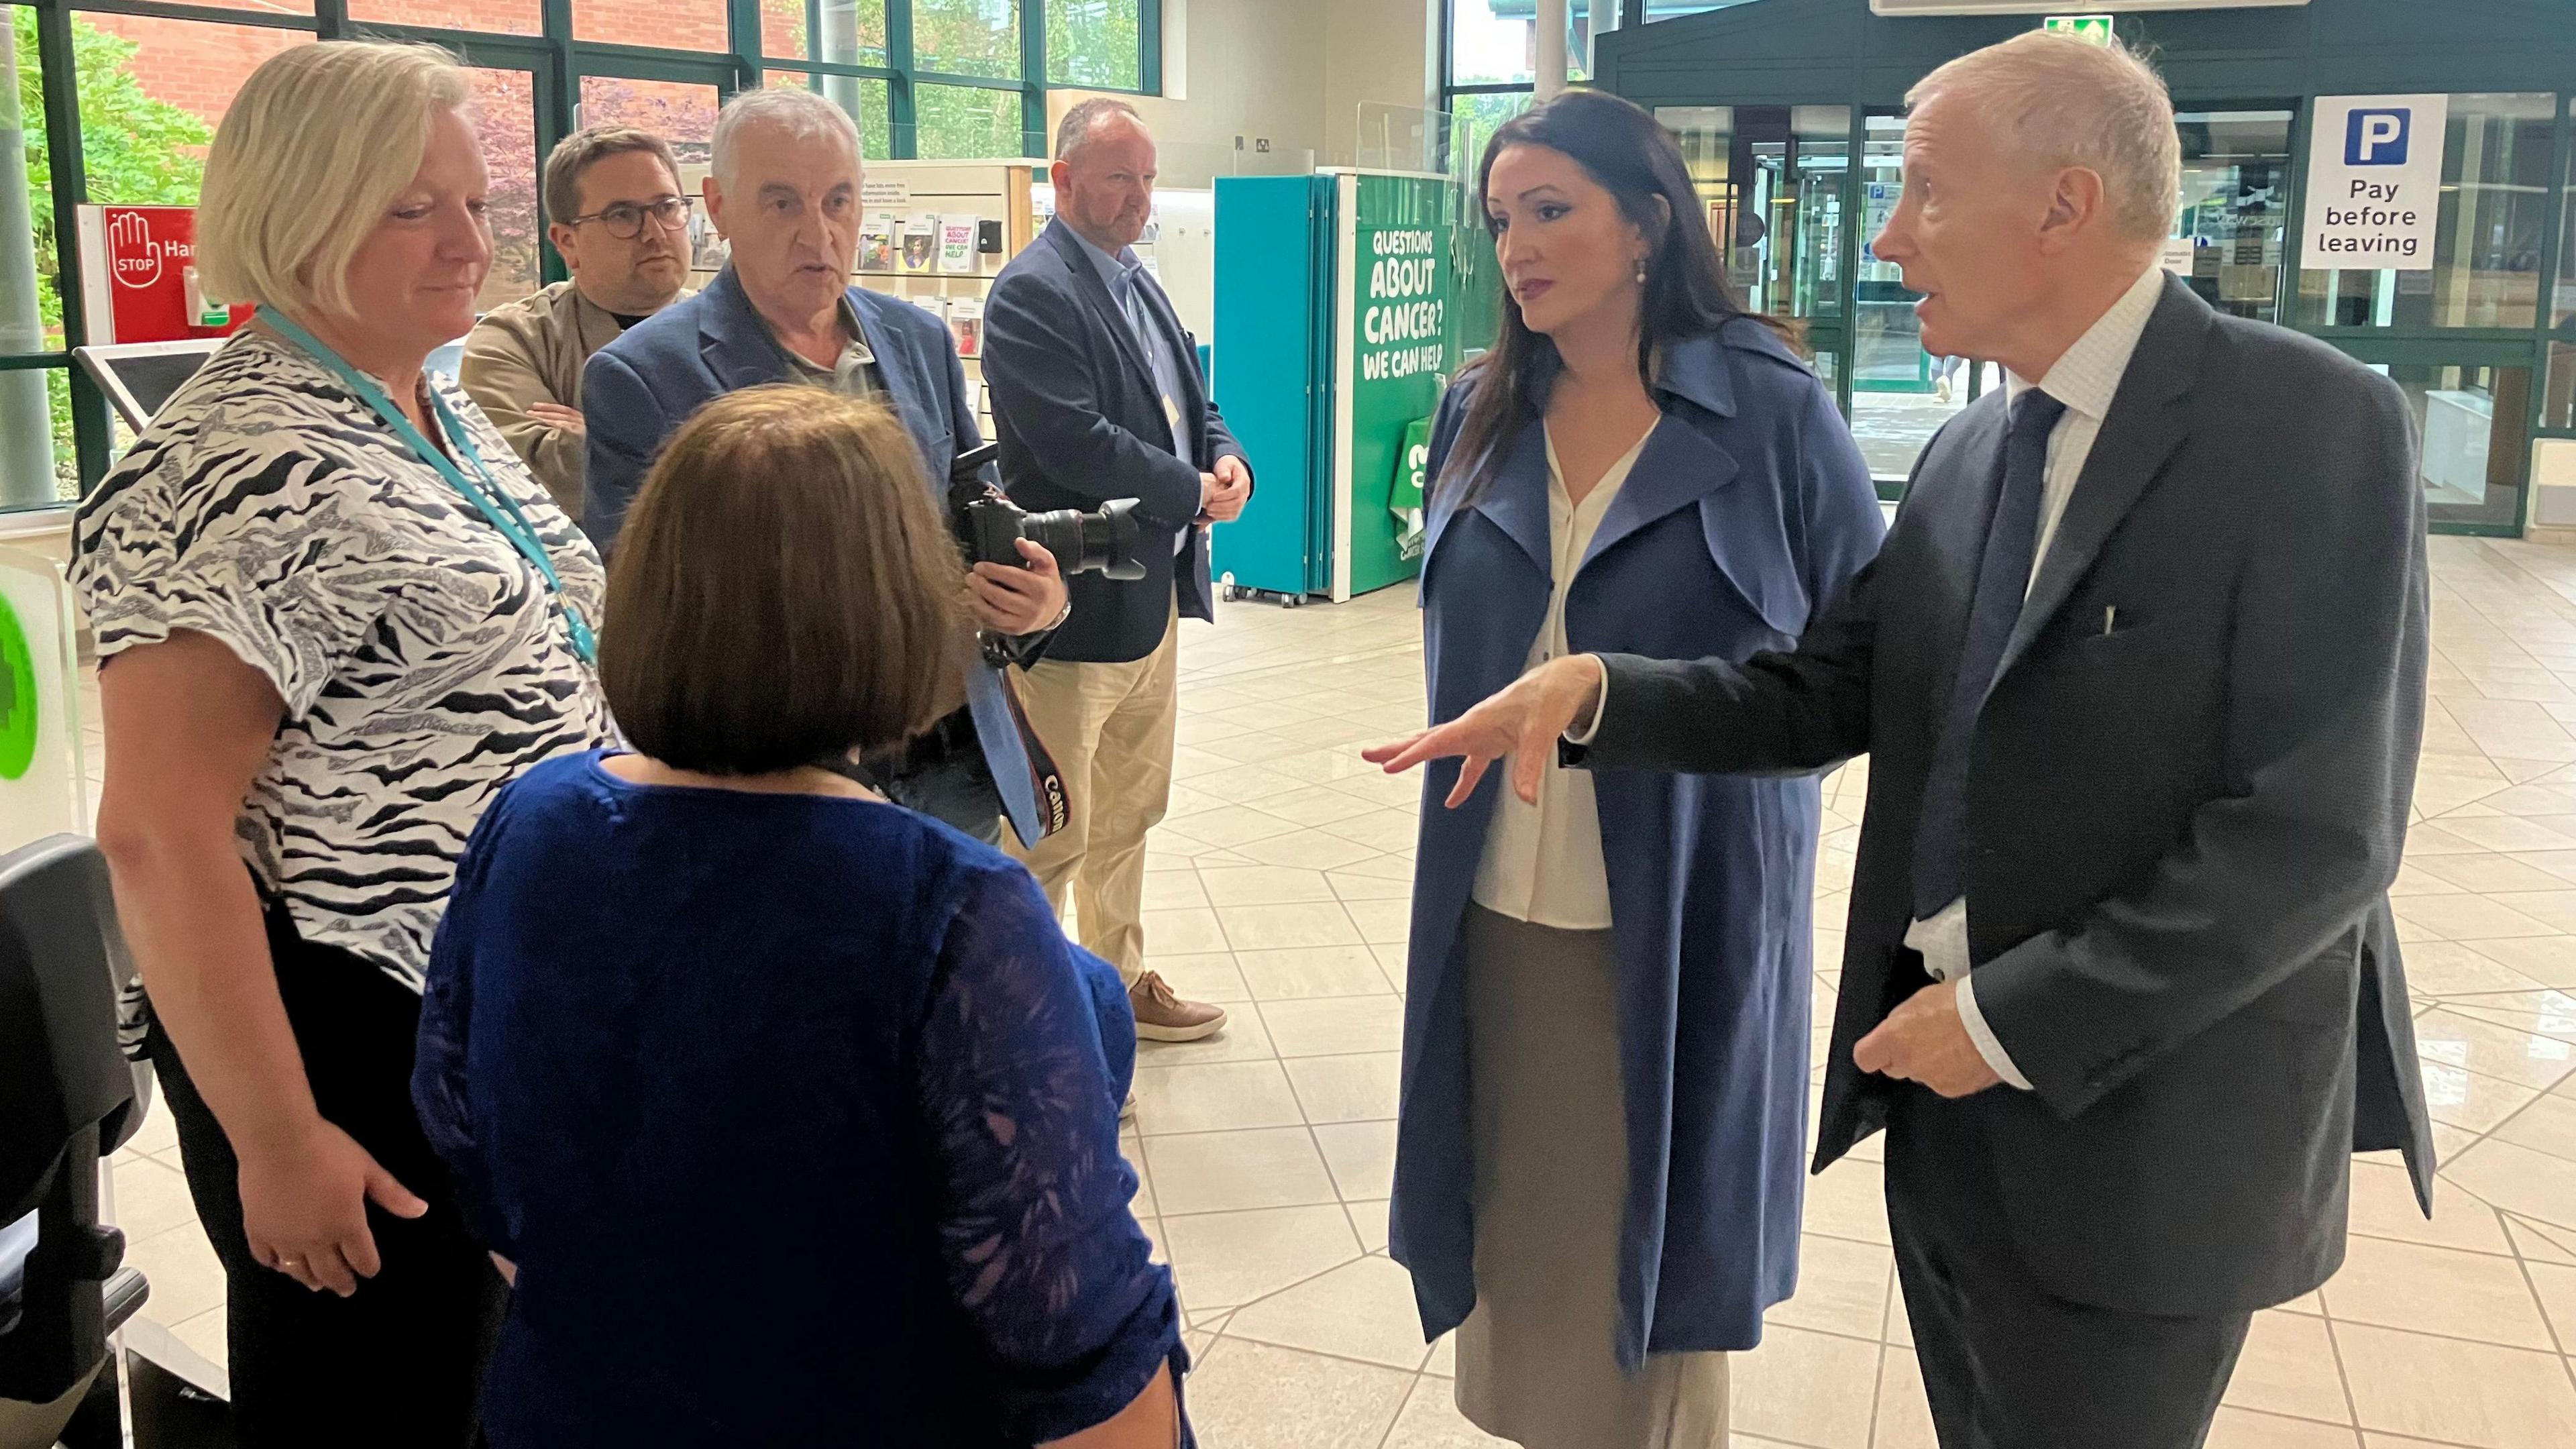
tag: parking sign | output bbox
[2345,109,2412,166]
[2304,95,2447,272]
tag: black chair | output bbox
[0,835,150,1449]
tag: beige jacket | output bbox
[461,280,684,519]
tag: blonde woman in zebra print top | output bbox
[73,42,613,1445]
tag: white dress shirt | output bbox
[1915,264,2171,1089]
[1473,425,1655,929]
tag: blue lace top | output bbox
[413,751,1181,1446]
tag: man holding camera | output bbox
[985,98,1248,1043]
[583,87,1067,845]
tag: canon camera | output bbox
[951,442,1147,582]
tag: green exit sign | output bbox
[2043,14,2116,45]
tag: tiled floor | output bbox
[95,534,2576,1446]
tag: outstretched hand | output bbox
[1361,654,1607,808]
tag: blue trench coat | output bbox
[1389,320,1884,1366]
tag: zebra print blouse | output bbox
[70,325,617,996]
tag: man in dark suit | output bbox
[983,97,1249,1044]
[582,87,1067,849]
[1367,32,2434,1446]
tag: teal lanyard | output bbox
[259,312,599,667]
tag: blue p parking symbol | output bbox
[2346,109,2411,166]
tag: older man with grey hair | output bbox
[581,85,1071,849]
[1369,31,2433,1447]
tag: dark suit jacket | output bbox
[983,219,1249,664]
[1579,276,2436,1319]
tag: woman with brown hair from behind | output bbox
[413,386,1186,1448]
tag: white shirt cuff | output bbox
[1562,656,1610,745]
[1953,973,2034,1091]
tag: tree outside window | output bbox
[11,9,229,498]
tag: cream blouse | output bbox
[1470,422,1655,930]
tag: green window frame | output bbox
[1,0,1160,507]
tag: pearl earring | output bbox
[1635,260,1648,284]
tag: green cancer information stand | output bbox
[1212,168,1490,602]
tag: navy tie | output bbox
[1909,388,2068,921]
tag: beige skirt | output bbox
[1452,903,1729,1449]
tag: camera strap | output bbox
[962,653,1070,849]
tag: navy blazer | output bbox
[1393,321,1884,1362]
[580,266,994,556]
[576,268,1059,846]
[983,219,1249,664]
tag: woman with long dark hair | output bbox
[1367,89,1883,1446]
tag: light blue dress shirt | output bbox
[1068,227,1196,472]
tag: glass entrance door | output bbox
[1656,105,1853,407]
[1849,110,1986,484]
[2171,109,2293,323]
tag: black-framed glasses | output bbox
[568,195,693,240]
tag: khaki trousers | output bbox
[1006,606,1179,985]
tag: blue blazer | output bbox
[580,266,994,556]
[1390,321,1884,1363]
[983,220,1248,663]
[576,269,1054,846]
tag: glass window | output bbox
[1046,0,1141,91]
[465,68,541,314]
[912,0,1020,83]
[2547,97,2575,431]
[2375,360,2535,527]
[1448,89,1532,174]
[4,13,66,505]
[72,15,309,205]
[2171,109,2291,325]
[574,0,729,54]
[36,14,310,499]
[1450,0,1589,88]
[0,363,72,509]
[762,0,888,68]
[578,77,719,174]
[763,70,892,166]
[1849,111,1980,482]
[350,0,541,36]
[910,82,1025,159]
[1659,103,1847,321]
[2297,93,2557,330]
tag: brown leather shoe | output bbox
[1130,971,1226,1042]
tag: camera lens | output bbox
[1020,510,1090,576]
[1018,500,1148,581]
[1083,499,1147,581]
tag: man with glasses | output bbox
[462,125,694,519]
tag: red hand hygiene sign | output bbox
[74,205,255,344]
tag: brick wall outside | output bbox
[87,0,796,131]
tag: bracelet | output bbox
[1046,597,1073,631]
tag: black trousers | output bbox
[146,901,505,1448]
[1883,1087,2252,1449]
[841,708,1008,846]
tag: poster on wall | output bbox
[74,206,253,345]
[1342,172,1456,593]
[2302,94,2448,272]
